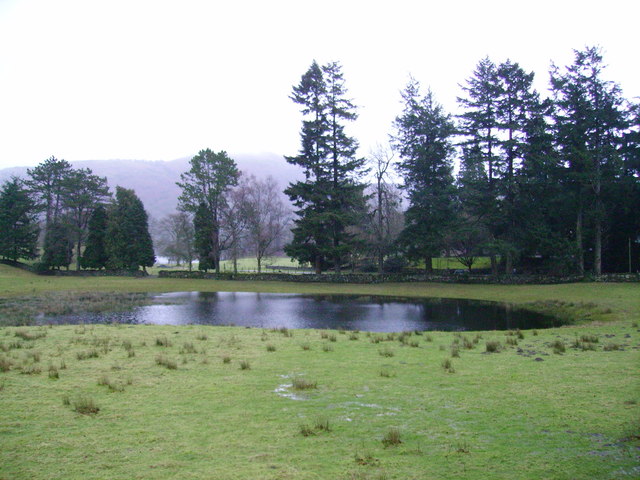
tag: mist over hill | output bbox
[0,153,303,220]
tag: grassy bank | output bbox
[0,264,639,479]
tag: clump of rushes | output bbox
[322,344,333,352]
[604,343,622,351]
[379,368,395,378]
[155,336,171,347]
[196,334,208,341]
[580,334,599,343]
[222,355,231,364]
[14,329,46,341]
[76,349,99,360]
[239,360,251,370]
[551,340,565,354]
[266,344,276,352]
[292,377,317,390]
[314,416,331,432]
[320,331,329,339]
[328,334,337,342]
[300,343,311,351]
[155,355,177,370]
[299,423,315,437]
[485,341,501,353]
[20,364,41,375]
[441,358,455,373]
[73,396,99,415]
[180,342,197,354]
[425,334,433,342]
[462,336,474,349]
[349,333,359,341]
[450,346,460,358]
[382,427,402,447]
[379,347,394,357]
[505,337,518,346]
[0,356,12,372]
[48,364,59,379]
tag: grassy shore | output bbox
[0,265,639,479]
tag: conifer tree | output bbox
[106,187,155,271]
[0,178,39,261]
[42,221,73,269]
[393,79,456,272]
[285,60,366,273]
[81,204,109,269]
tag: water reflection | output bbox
[42,292,559,332]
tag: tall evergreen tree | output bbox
[81,204,109,269]
[106,187,155,271]
[193,202,215,271]
[393,80,457,272]
[285,60,366,272]
[177,149,239,272]
[0,178,39,261]
[550,47,627,275]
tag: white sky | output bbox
[0,0,638,169]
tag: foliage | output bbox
[80,205,109,270]
[41,221,73,269]
[393,79,456,272]
[105,187,155,271]
[177,149,239,272]
[0,178,39,261]
[285,61,367,273]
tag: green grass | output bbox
[0,264,639,479]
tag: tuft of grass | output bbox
[450,346,460,358]
[299,423,315,437]
[0,355,12,372]
[379,367,395,378]
[155,354,177,370]
[266,344,276,352]
[409,340,419,348]
[349,333,359,341]
[505,337,518,346]
[328,334,337,342]
[378,347,394,357]
[62,395,70,406]
[441,357,455,373]
[485,341,502,353]
[221,355,231,364]
[239,360,251,370]
[14,329,46,341]
[73,396,100,415]
[319,331,329,339]
[462,336,474,349]
[551,340,566,354]
[48,364,59,379]
[425,334,433,342]
[300,342,311,351]
[76,349,99,360]
[314,416,331,432]
[580,334,599,343]
[196,334,208,341]
[382,427,402,447]
[292,377,317,390]
[603,343,622,351]
[20,364,41,375]
[322,343,333,352]
[155,336,172,347]
[179,342,197,354]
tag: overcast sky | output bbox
[0,0,638,169]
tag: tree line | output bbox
[0,158,154,271]
[1,46,637,275]
[281,47,639,275]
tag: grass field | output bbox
[0,265,639,479]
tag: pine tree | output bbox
[393,79,456,272]
[81,205,109,269]
[25,156,73,230]
[106,187,155,271]
[193,202,215,271]
[0,178,39,261]
[285,60,366,273]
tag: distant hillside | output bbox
[0,153,302,220]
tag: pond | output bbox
[41,292,559,332]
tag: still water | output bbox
[43,292,559,332]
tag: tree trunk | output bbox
[257,255,262,273]
[490,255,498,276]
[576,205,584,275]
[424,256,432,274]
[314,256,321,274]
